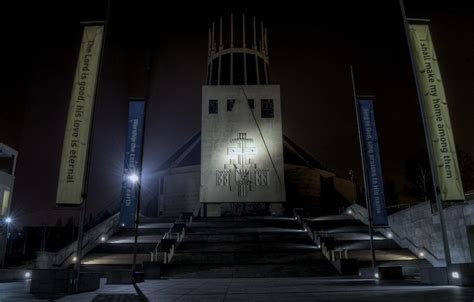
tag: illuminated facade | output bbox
[200,15,286,211]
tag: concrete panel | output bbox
[201,85,285,204]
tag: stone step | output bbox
[91,243,156,254]
[187,227,306,235]
[328,232,386,241]
[347,249,418,262]
[189,224,301,230]
[140,216,178,223]
[333,239,401,250]
[162,263,338,278]
[170,250,326,265]
[176,242,319,253]
[193,216,296,222]
[116,227,169,236]
[305,219,365,231]
[181,232,312,243]
[81,253,151,265]
[106,234,164,244]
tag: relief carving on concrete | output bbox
[216,132,269,197]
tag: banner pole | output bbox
[131,42,154,283]
[399,0,451,267]
[73,0,111,292]
[350,66,376,274]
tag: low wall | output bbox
[36,213,120,269]
[0,269,32,281]
[348,201,474,266]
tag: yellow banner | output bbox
[56,25,104,205]
[408,23,464,201]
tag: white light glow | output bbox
[452,272,460,279]
[387,233,393,239]
[347,210,353,214]
[121,223,125,227]
[25,272,31,278]
[374,273,379,279]
[419,252,425,257]
[128,174,139,183]
[5,217,12,224]
[72,256,77,262]
[101,236,106,242]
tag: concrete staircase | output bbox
[161,216,337,278]
[79,217,174,273]
[299,213,432,278]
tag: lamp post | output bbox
[129,173,142,283]
[2,217,12,268]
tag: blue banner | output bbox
[357,99,388,226]
[120,99,145,228]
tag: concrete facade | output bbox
[0,143,17,268]
[200,85,286,205]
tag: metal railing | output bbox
[293,210,349,263]
[150,212,193,264]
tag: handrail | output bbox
[151,212,194,263]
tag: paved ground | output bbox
[2,277,474,301]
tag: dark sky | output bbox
[2,1,473,226]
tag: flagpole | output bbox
[350,66,376,274]
[399,0,452,267]
[73,0,111,292]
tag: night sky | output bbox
[2,1,473,226]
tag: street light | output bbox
[2,216,12,268]
[128,174,139,183]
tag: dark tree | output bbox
[458,147,474,192]
[384,178,398,207]
[404,150,434,202]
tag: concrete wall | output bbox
[0,172,14,215]
[349,201,474,266]
[158,166,201,216]
[389,201,474,265]
[201,85,286,204]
